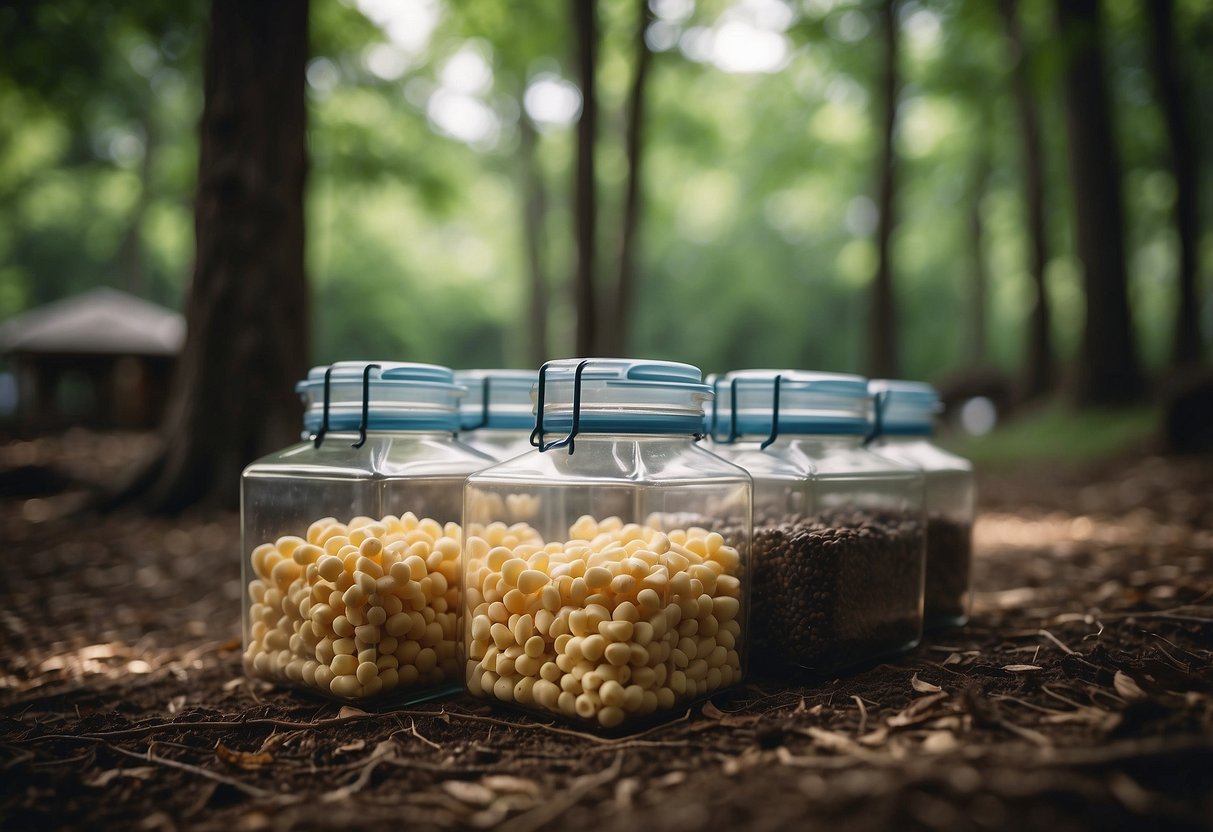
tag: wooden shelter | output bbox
[0,287,184,430]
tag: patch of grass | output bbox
[937,403,1159,469]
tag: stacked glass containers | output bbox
[868,380,973,628]
[463,359,752,729]
[241,361,492,701]
[711,370,925,673]
[455,369,539,462]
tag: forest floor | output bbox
[1,430,1211,831]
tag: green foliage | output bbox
[0,0,1210,384]
[939,402,1159,468]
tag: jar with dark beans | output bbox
[734,509,923,673]
[923,514,971,628]
[867,379,975,629]
[708,370,928,675]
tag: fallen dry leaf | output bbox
[1113,670,1148,702]
[215,742,274,769]
[442,780,497,805]
[887,691,949,728]
[921,731,958,754]
[337,705,368,720]
[480,775,540,796]
[85,767,156,787]
[1002,664,1044,673]
[911,673,942,694]
[858,727,889,746]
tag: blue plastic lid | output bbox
[535,358,712,437]
[455,369,538,431]
[715,369,872,438]
[296,361,462,433]
[868,378,940,437]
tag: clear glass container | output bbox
[241,361,493,701]
[455,369,538,462]
[711,370,925,674]
[868,380,973,629]
[463,358,752,729]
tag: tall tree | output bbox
[999,0,1055,399]
[1056,0,1143,405]
[571,0,599,357]
[1145,0,1203,369]
[122,0,310,510]
[604,0,655,357]
[967,125,991,366]
[519,109,551,367]
[868,0,901,380]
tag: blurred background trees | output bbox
[1,0,1210,406]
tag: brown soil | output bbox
[1,434,1211,832]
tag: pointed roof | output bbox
[0,287,185,356]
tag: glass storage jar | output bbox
[711,370,925,674]
[868,379,973,629]
[455,369,538,462]
[463,358,752,729]
[241,361,492,702]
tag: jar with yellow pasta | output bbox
[241,361,492,701]
[463,358,752,729]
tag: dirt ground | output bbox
[1,432,1211,831]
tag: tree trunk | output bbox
[1145,0,1203,369]
[122,0,310,511]
[571,0,598,357]
[1056,0,1143,405]
[605,0,655,358]
[967,130,990,366]
[999,0,1055,399]
[519,110,550,367]
[868,0,900,380]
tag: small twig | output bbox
[109,743,280,800]
[1041,685,1089,710]
[405,717,441,751]
[396,707,692,745]
[993,718,1052,748]
[27,713,382,742]
[1039,629,1076,655]
[852,695,868,737]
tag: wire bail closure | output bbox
[313,366,336,448]
[529,359,591,455]
[351,363,381,449]
[711,378,741,444]
[864,389,889,446]
[760,374,783,450]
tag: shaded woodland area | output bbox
[4,0,1209,506]
[1,1,1212,830]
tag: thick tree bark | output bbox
[967,133,990,366]
[605,0,655,357]
[519,111,550,367]
[125,0,310,511]
[1145,0,1203,369]
[1056,0,1143,405]
[868,0,900,380]
[571,0,599,357]
[999,0,1055,399]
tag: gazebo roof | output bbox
[0,287,185,357]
